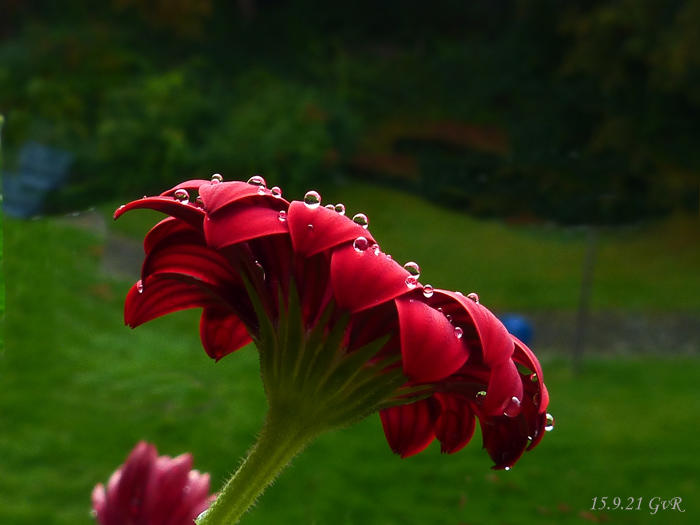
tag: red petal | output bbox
[482,359,524,417]
[143,218,204,255]
[159,180,210,196]
[331,244,411,313]
[395,296,469,382]
[144,454,192,520]
[142,243,240,289]
[114,442,156,517]
[512,335,549,414]
[434,393,477,454]
[433,290,514,366]
[287,201,376,257]
[379,399,438,458]
[203,203,289,249]
[114,196,205,230]
[479,415,530,470]
[200,308,251,361]
[198,180,289,215]
[125,277,221,327]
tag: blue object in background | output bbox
[2,141,73,218]
[500,314,533,345]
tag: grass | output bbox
[2,182,699,524]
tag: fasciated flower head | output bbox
[92,441,215,525]
[115,176,552,469]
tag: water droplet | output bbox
[136,280,144,294]
[353,236,369,252]
[371,243,381,255]
[173,189,189,204]
[247,175,266,188]
[307,223,314,231]
[118,204,125,210]
[454,326,463,339]
[197,509,210,521]
[503,396,521,417]
[423,284,434,298]
[195,196,204,208]
[445,314,453,322]
[467,292,480,303]
[545,413,555,431]
[405,275,418,288]
[352,213,369,228]
[475,390,487,403]
[257,186,267,195]
[304,190,321,208]
[211,173,223,184]
[254,260,266,280]
[386,254,392,260]
[278,210,287,222]
[335,203,346,215]
[271,186,282,198]
[530,373,538,383]
[403,261,420,278]
[325,204,335,210]
[504,466,511,471]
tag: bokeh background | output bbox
[1,1,699,524]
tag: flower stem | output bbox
[196,407,320,525]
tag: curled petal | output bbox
[160,179,211,196]
[512,335,549,414]
[433,290,514,366]
[380,399,438,458]
[482,359,524,417]
[200,308,251,361]
[434,393,477,454]
[114,196,205,230]
[125,277,220,328]
[287,201,376,257]
[204,203,288,249]
[198,180,289,215]
[142,244,241,288]
[143,217,205,255]
[331,244,411,312]
[479,416,530,470]
[395,296,469,382]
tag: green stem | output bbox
[196,408,320,525]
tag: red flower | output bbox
[115,176,551,469]
[92,441,215,525]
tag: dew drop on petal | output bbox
[467,292,480,303]
[545,413,555,431]
[454,326,463,339]
[386,254,392,260]
[210,173,223,184]
[195,196,204,208]
[403,261,421,278]
[278,210,287,222]
[247,175,267,188]
[423,284,434,298]
[304,190,321,208]
[405,275,418,289]
[352,213,369,228]
[271,186,282,198]
[173,188,189,204]
[118,204,125,210]
[504,466,511,471]
[371,243,381,255]
[353,236,369,252]
[530,373,538,383]
[307,223,314,231]
[335,203,346,215]
[325,204,335,210]
[445,313,453,323]
[136,280,144,294]
[503,396,521,417]
[475,390,487,403]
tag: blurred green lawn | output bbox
[2,183,699,524]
